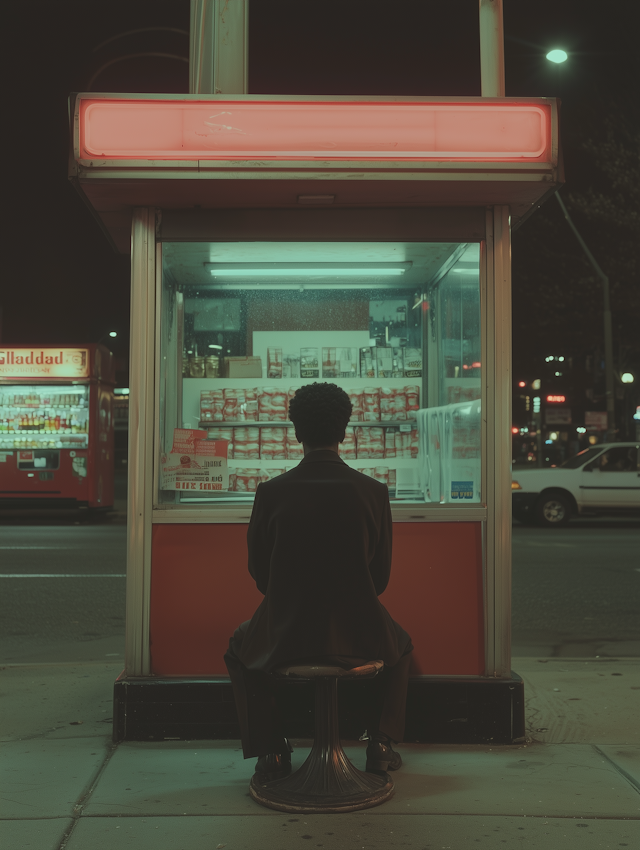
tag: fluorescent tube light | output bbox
[205,262,411,277]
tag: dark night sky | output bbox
[2,1,638,379]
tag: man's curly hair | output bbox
[288,383,353,447]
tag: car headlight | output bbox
[512,480,522,490]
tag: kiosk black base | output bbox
[113,672,525,745]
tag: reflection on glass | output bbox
[157,241,481,507]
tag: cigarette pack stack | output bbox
[222,388,242,421]
[286,429,303,458]
[348,388,364,421]
[354,426,384,458]
[363,387,380,421]
[207,427,234,458]
[260,427,287,460]
[338,426,357,459]
[267,348,283,379]
[322,347,338,378]
[200,389,224,422]
[405,386,419,420]
[259,387,288,421]
[384,428,396,458]
[233,427,260,460]
[234,468,261,492]
[373,466,389,484]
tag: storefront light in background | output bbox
[546,49,568,64]
[621,372,634,384]
[109,331,118,338]
[206,262,412,277]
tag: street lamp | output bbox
[98,331,119,347]
[546,49,568,64]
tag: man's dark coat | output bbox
[236,449,411,672]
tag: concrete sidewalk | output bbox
[1,658,638,849]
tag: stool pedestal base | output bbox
[250,677,394,813]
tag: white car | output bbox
[512,442,640,527]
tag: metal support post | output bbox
[555,194,616,441]
[125,208,156,676]
[484,206,512,677]
[190,0,249,94]
[479,0,505,97]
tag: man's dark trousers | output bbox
[225,621,413,759]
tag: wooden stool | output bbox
[249,659,394,813]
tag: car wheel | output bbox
[535,493,572,527]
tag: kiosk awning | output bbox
[69,94,562,252]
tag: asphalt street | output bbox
[0,517,638,664]
[0,525,126,664]
[511,517,640,658]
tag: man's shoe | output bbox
[365,735,402,773]
[255,738,293,782]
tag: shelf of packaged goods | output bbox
[186,377,420,384]
[199,420,417,429]
[0,436,88,449]
[0,405,87,411]
[226,458,416,468]
[0,430,88,437]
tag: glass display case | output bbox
[157,241,481,508]
[0,384,89,451]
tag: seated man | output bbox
[224,382,413,780]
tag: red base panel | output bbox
[150,522,485,677]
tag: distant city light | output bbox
[546,49,568,64]
[576,426,587,434]
[109,331,117,338]
[634,406,640,421]
[511,427,519,435]
[549,432,559,441]
[546,395,566,403]
[518,381,526,388]
[532,379,541,390]
[621,372,634,384]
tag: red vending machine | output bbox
[0,344,115,509]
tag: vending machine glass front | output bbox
[156,241,481,511]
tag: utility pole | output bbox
[555,194,616,442]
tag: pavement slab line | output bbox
[593,744,640,794]
[54,741,119,850]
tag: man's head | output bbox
[288,383,353,450]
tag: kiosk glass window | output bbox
[157,242,482,508]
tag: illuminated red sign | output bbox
[76,98,551,162]
[546,395,566,403]
[0,349,90,379]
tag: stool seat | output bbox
[274,659,384,679]
[249,658,394,814]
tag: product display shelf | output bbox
[0,436,89,449]
[225,457,417,468]
[198,419,417,429]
